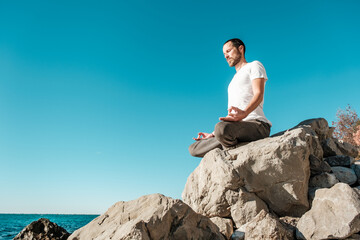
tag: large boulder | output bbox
[297,183,360,240]
[245,210,294,240]
[14,218,70,240]
[183,126,320,218]
[182,149,243,218]
[68,194,225,240]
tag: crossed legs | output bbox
[189,120,270,158]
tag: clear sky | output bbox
[1,0,360,214]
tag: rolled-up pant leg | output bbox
[188,137,223,158]
[214,120,271,148]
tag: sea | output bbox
[0,214,99,240]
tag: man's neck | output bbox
[235,58,248,72]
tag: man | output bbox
[189,38,272,157]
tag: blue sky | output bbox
[1,0,360,214]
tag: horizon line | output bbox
[0,212,100,215]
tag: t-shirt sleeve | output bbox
[249,61,268,81]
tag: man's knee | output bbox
[188,142,205,158]
[214,122,230,142]
[189,137,223,158]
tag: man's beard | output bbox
[228,55,241,67]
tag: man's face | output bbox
[223,42,242,67]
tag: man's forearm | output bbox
[243,78,265,117]
[243,93,263,117]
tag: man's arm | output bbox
[219,78,266,121]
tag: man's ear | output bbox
[238,45,244,54]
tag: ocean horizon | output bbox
[0,213,99,240]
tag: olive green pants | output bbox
[189,120,271,158]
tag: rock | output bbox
[337,141,359,158]
[309,154,331,176]
[270,119,327,162]
[322,138,359,158]
[225,188,268,227]
[351,161,360,184]
[68,194,225,240]
[296,183,360,240]
[346,234,360,240]
[325,155,355,167]
[182,148,243,218]
[272,118,331,143]
[231,226,246,240]
[232,127,318,217]
[322,138,343,157]
[245,210,294,240]
[353,187,360,198]
[294,118,332,142]
[279,216,299,234]
[331,166,357,185]
[183,127,316,218]
[308,187,319,204]
[210,217,233,240]
[14,218,70,240]
[308,172,339,188]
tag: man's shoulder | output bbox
[248,61,266,72]
[249,60,265,67]
[248,61,267,80]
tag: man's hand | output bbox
[193,132,215,141]
[219,106,247,122]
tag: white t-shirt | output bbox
[228,60,272,126]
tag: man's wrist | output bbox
[243,109,250,117]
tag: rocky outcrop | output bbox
[16,118,360,240]
[182,126,317,218]
[182,118,360,239]
[296,183,360,240]
[14,218,70,240]
[68,193,225,240]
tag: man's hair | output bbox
[224,38,246,55]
